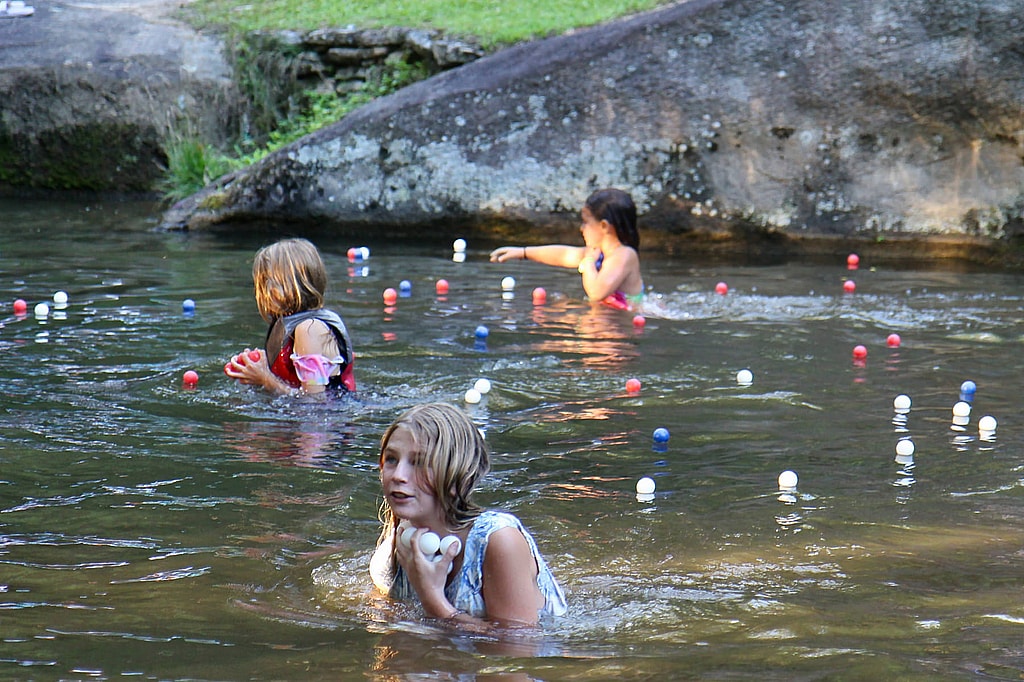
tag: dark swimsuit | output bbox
[265,309,356,393]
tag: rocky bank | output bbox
[162,0,1024,263]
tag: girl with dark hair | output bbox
[489,188,644,311]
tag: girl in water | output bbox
[224,238,355,396]
[489,187,644,311]
[369,403,567,629]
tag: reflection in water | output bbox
[3,203,1024,678]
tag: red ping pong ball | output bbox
[847,253,860,268]
[383,287,398,305]
[248,350,262,362]
[13,299,27,314]
[886,333,901,347]
[625,378,642,393]
[852,344,868,359]
[435,279,449,295]
[532,287,546,305]
[223,363,232,375]
[715,282,728,295]
[183,370,199,386]
[633,314,646,328]
[843,280,856,293]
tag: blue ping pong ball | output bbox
[475,325,489,339]
[960,380,976,394]
[652,427,670,443]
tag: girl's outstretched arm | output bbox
[490,244,585,269]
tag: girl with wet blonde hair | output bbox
[370,403,567,629]
[225,238,355,396]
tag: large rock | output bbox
[163,0,1024,260]
[0,0,238,192]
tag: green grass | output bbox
[184,0,673,48]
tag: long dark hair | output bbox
[585,188,639,249]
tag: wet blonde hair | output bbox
[377,403,490,544]
[252,238,327,322]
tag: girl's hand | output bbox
[224,349,276,389]
[488,246,523,263]
[395,527,460,619]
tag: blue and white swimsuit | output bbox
[383,510,568,620]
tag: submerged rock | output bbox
[163,0,1024,260]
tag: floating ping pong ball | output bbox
[13,299,27,314]
[34,302,49,317]
[952,401,971,417]
[53,291,68,305]
[893,394,912,410]
[436,279,449,295]
[843,280,856,293]
[736,369,753,384]
[715,281,728,295]
[347,247,357,260]
[852,345,867,359]
[887,333,901,347]
[439,535,461,555]
[464,388,482,404]
[501,276,516,291]
[359,247,370,260]
[847,253,860,268]
[473,378,492,394]
[183,370,199,386]
[182,298,195,313]
[978,415,997,432]
[474,325,489,339]
[625,377,642,393]
[652,427,670,443]
[383,287,398,305]
[895,439,915,457]
[632,314,646,328]
[532,287,546,305]
[453,238,467,253]
[399,280,412,292]
[778,470,798,489]
[635,477,656,495]
[960,380,976,395]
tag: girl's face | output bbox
[580,206,606,247]
[380,426,441,528]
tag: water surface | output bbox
[0,199,1022,680]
